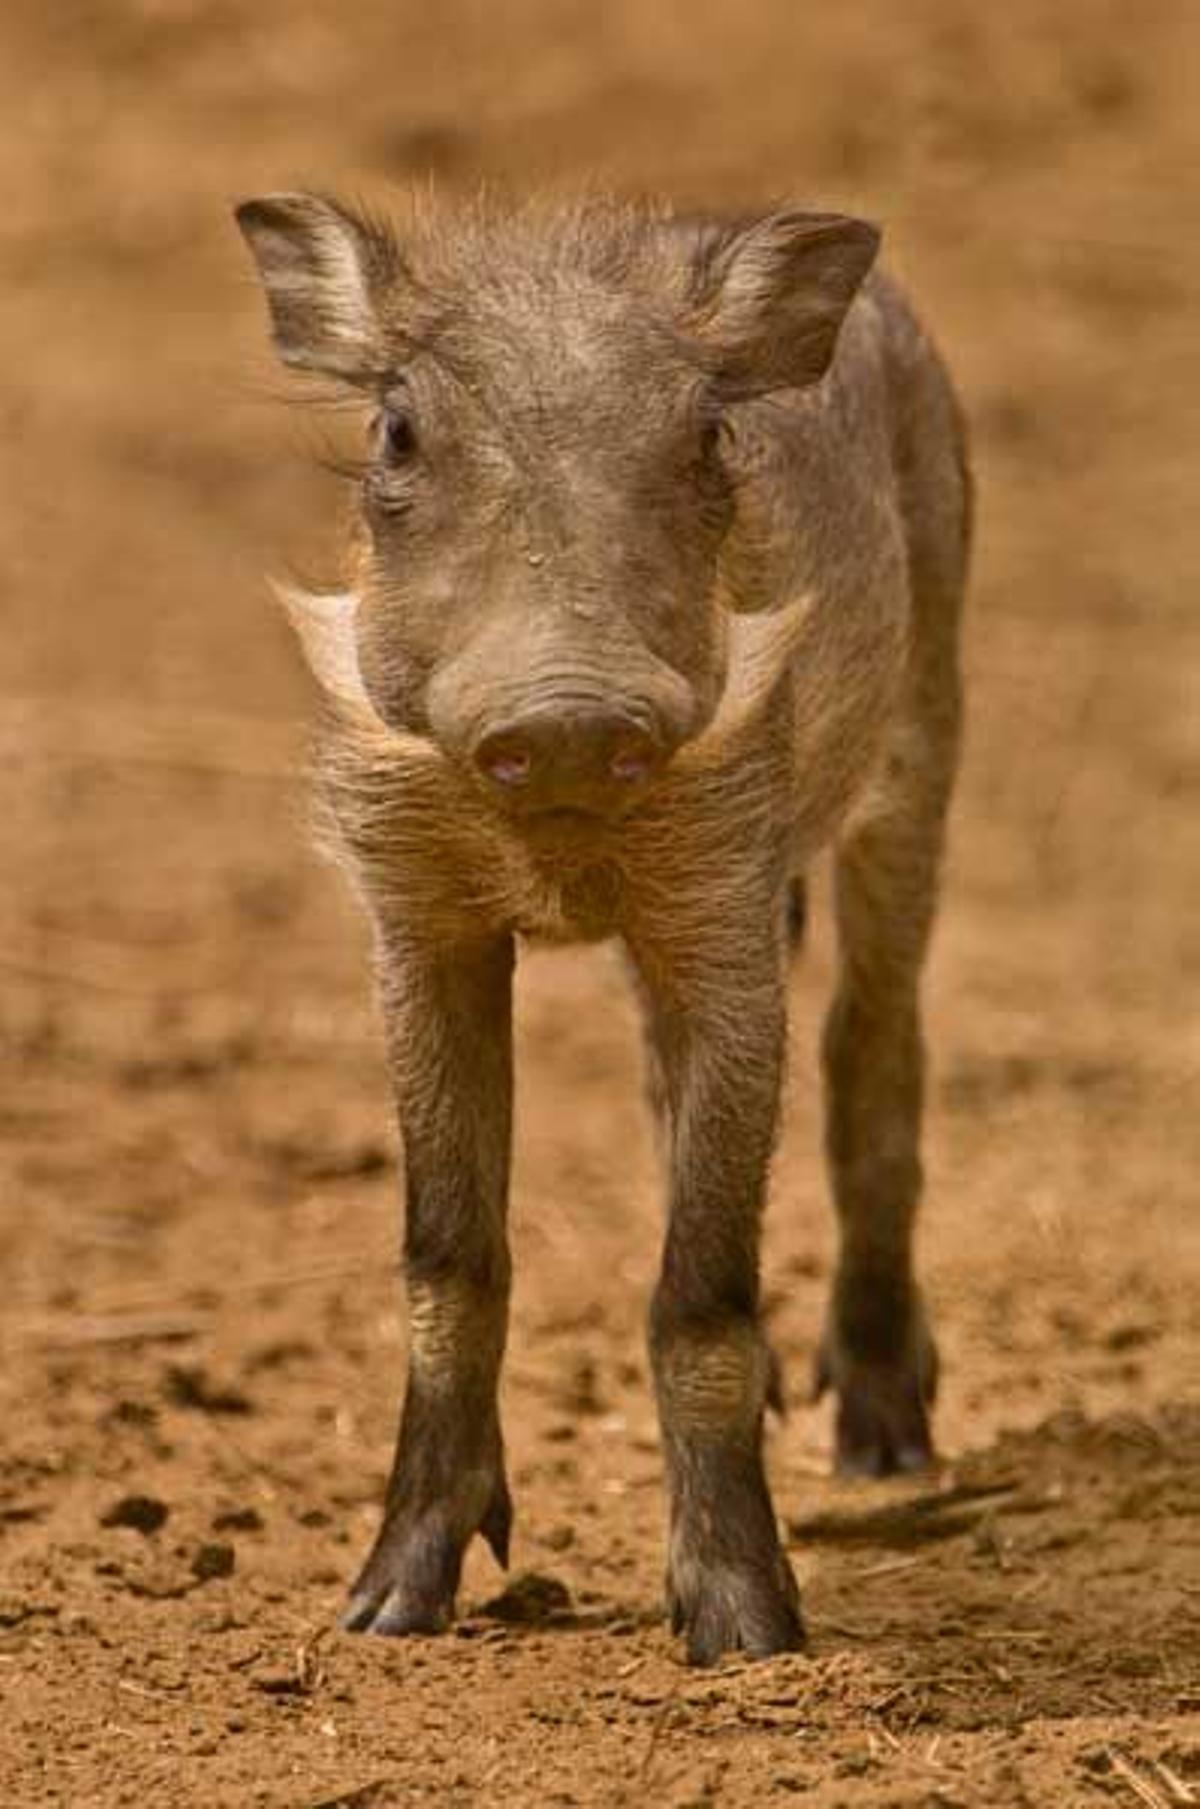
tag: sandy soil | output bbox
[2,2,1198,1803]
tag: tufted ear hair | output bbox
[687,209,880,394]
[234,191,403,380]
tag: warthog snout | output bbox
[473,702,670,813]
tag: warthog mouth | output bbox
[505,802,628,842]
[478,786,652,834]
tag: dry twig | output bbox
[1107,1750,1171,1809]
[26,1312,202,1350]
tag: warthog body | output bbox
[237,192,968,1663]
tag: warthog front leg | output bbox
[342,932,514,1636]
[633,929,803,1665]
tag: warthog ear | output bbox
[689,210,880,394]
[234,192,401,379]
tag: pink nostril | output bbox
[610,740,655,784]
[485,751,531,788]
[476,735,533,788]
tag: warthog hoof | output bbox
[813,1299,939,1478]
[340,1473,512,1637]
[667,1548,806,1666]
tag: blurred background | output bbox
[2,3,1197,1803]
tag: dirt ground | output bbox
[2,2,1198,1804]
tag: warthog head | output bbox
[237,194,878,821]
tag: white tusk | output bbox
[673,594,812,776]
[270,580,446,770]
[270,581,379,715]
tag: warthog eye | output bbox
[695,392,726,466]
[379,405,417,465]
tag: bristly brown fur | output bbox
[237,187,969,1664]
